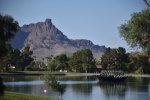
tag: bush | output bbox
[133,67,143,74]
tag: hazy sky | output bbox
[0,0,146,51]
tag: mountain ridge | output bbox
[11,19,106,60]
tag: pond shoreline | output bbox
[126,74,150,78]
[0,72,150,77]
[0,73,66,76]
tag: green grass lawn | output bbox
[14,71,80,75]
[0,71,102,77]
[0,91,58,100]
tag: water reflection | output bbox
[126,77,150,92]
[57,76,96,81]
[2,75,42,82]
[99,81,126,97]
[71,83,92,95]
[2,76,150,100]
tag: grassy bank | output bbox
[18,71,95,76]
[126,74,150,77]
[0,71,80,76]
[0,71,150,77]
[0,91,58,100]
[0,71,104,77]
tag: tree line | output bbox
[40,47,150,74]
[0,45,33,72]
[101,47,150,74]
[46,49,96,73]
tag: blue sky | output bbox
[0,0,146,51]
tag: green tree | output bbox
[68,51,83,72]
[0,14,18,71]
[0,14,18,58]
[0,44,13,71]
[18,46,33,71]
[101,47,129,71]
[0,44,23,71]
[26,61,47,71]
[47,54,69,71]
[81,49,95,73]
[128,54,150,74]
[117,47,129,70]
[101,48,115,69]
[55,54,68,70]
[0,45,33,71]
[44,76,66,100]
[69,49,95,73]
[119,10,150,55]
[47,55,57,71]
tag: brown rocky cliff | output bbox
[11,19,106,60]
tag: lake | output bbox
[2,75,150,100]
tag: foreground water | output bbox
[2,75,150,100]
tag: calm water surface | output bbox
[2,76,150,100]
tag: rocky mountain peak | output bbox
[11,19,106,60]
[45,18,52,23]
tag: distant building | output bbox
[8,64,15,71]
[96,64,103,73]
